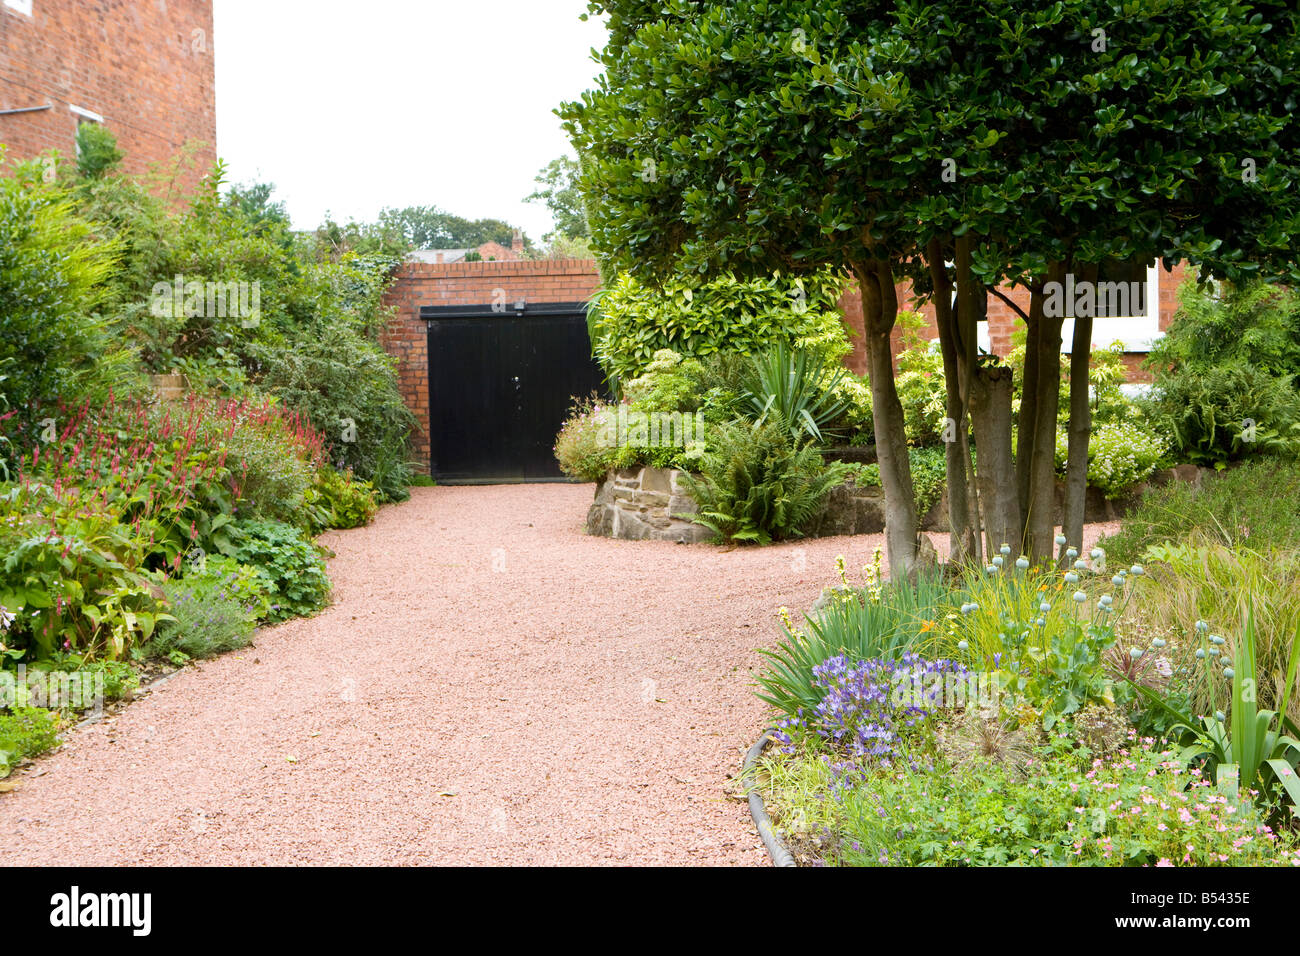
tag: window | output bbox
[976,264,1163,353]
[3,0,33,17]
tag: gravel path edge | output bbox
[743,729,796,868]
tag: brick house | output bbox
[0,0,215,191]
[409,231,527,265]
[383,256,1190,477]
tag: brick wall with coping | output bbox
[0,0,215,193]
[381,258,602,472]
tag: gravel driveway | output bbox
[0,485,1117,866]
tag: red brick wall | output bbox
[381,258,602,472]
[385,259,1196,471]
[0,0,215,193]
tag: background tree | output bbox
[525,155,590,240]
[375,204,526,251]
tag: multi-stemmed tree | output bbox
[564,0,1300,574]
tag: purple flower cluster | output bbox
[774,652,966,788]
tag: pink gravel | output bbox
[0,485,1121,866]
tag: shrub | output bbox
[252,324,415,502]
[216,520,330,623]
[0,155,131,452]
[1141,362,1300,466]
[1098,456,1300,564]
[894,330,948,447]
[591,270,852,387]
[204,398,324,526]
[1054,420,1169,499]
[1150,279,1300,385]
[309,467,379,531]
[0,707,62,777]
[152,556,269,659]
[679,421,851,544]
[554,395,618,482]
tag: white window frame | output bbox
[4,0,33,17]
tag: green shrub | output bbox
[0,155,131,451]
[1054,420,1169,499]
[216,520,330,623]
[1142,279,1300,465]
[894,333,948,447]
[679,421,851,544]
[209,401,320,525]
[1150,279,1300,385]
[591,270,852,387]
[1098,456,1300,564]
[0,707,62,777]
[855,445,947,519]
[309,467,379,530]
[252,324,415,502]
[1141,362,1300,466]
[74,123,124,180]
[152,554,272,659]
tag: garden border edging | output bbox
[743,729,797,867]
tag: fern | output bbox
[679,421,850,544]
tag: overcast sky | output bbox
[213,0,608,241]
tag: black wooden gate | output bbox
[421,302,605,483]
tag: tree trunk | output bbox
[928,244,977,566]
[1015,309,1040,523]
[970,364,1021,559]
[854,259,918,580]
[952,238,988,565]
[1061,265,1096,560]
[1021,260,1067,562]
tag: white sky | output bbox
[213,0,608,241]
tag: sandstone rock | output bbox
[640,466,673,495]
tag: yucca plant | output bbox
[1135,606,1300,816]
[741,342,849,444]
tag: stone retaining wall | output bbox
[586,463,1216,544]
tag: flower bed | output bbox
[751,536,1300,867]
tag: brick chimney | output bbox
[511,230,524,256]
